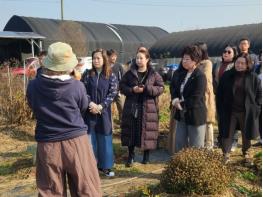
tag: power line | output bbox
[122,0,260,1]
[91,0,260,3]
[0,0,59,3]
[88,0,261,7]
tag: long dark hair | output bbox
[234,53,253,71]
[195,42,209,60]
[91,48,112,79]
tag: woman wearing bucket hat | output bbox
[26,42,102,196]
[81,48,118,177]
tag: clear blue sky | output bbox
[0,0,262,33]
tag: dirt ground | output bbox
[0,123,261,197]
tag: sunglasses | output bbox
[223,50,232,54]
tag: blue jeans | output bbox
[175,121,206,152]
[89,126,114,169]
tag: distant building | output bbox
[150,23,262,59]
[2,15,168,63]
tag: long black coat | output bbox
[172,68,207,126]
[216,68,262,139]
[120,65,164,150]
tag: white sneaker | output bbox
[244,154,253,166]
[206,146,213,150]
[102,169,115,177]
[223,154,230,164]
[231,141,238,152]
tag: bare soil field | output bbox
[0,122,261,197]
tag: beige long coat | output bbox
[198,59,216,123]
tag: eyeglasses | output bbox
[223,50,232,54]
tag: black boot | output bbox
[126,146,135,167]
[142,150,150,164]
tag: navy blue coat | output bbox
[27,75,90,142]
[82,71,118,135]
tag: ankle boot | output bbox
[126,146,135,167]
[142,150,150,164]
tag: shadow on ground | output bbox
[0,124,34,142]
[0,158,33,176]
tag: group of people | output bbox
[26,37,261,196]
[169,38,261,165]
[26,42,164,196]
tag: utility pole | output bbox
[61,0,64,20]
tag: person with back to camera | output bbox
[28,51,47,78]
[171,45,207,152]
[38,50,47,66]
[26,42,102,196]
[195,42,216,150]
[216,53,261,164]
[81,48,118,177]
[120,48,164,167]
[107,49,125,124]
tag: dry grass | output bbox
[158,86,171,132]
[0,125,35,187]
[0,75,260,196]
[0,125,261,196]
[0,74,33,125]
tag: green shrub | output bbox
[254,151,262,180]
[160,148,231,195]
[231,183,262,197]
[239,171,257,182]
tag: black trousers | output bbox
[222,112,251,155]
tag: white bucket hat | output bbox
[42,42,78,72]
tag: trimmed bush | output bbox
[160,148,231,195]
